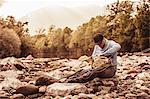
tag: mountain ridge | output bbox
[19,5,108,35]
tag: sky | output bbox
[0,0,139,19]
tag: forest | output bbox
[0,0,149,58]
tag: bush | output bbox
[0,27,21,58]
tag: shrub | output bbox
[0,27,21,58]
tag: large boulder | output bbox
[15,84,39,96]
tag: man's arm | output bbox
[92,45,103,57]
[102,41,121,56]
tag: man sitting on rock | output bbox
[91,33,121,78]
[65,33,121,83]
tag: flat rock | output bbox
[46,83,88,97]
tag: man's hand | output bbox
[86,57,94,66]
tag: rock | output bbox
[46,83,88,97]
[102,81,115,86]
[127,69,139,74]
[138,63,149,67]
[62,70,75,78]
[137,92,150,99]
[63,95,72,99]
[96,90,108,95]
[142,65,150,70]
[0,90,10,98]
[78,93,91,99]
[26,55,34,60]
[14,62,27,70]
[123,74,136,80]
[28,81,36,85]
[136,80,144,85]
[15,84,39,96]
[140,86,150,94]
[39,86,47,93]
[10,94,25,99]
[35,75,60,86]
[136,84,142,89]
[0,53,149,98]
[71,95,78,98]
[125,93,137,98]
[103,94,112,99]
[26,93,43,99]
[0,95,10,99]
[101,86,111,92]
[0,70,22,90]
[137,72,150,80]
[54,96,61,99]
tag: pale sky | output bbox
[0,0,139,19]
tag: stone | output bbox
[26,93,43,99]
[15,84,39,96]
[137,92,150,99]
[63,95,72,99]
[39,86,47,93]
[14,62,27,70]
[136,84,142,89]
[136,80,144,85]
[137,72,150,80]
[142,65,150,70]
[46,83,88,97]
[0,70,22,90]
[10,94,25,99]
[62,71,75,78]
[0,90,10,98]
[102,81,115,86]
[97,90,108,95]
[26,55,34,60]
[127,69,139,74]
[35,75,60,86]
[125,93,137,98]
[78,93,91,99]
[140,86,150,94]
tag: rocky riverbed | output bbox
[0,53,150,99]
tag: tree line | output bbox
[0,0,149,58]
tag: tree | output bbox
[133,0,150,51]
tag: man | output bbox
[65,33,121,83]
[91,33,121,78]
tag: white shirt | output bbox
[92,39,121,66]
